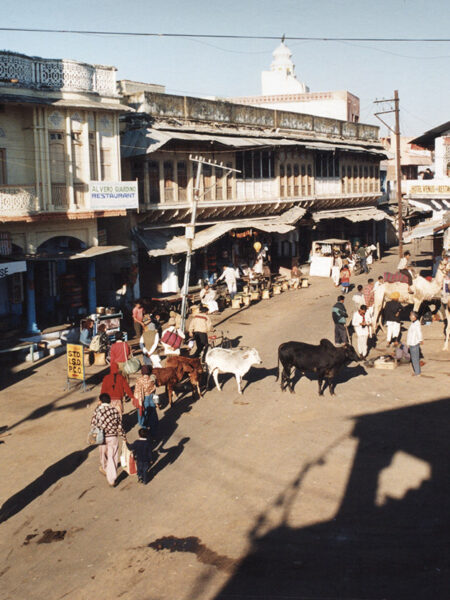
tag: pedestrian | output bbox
[363,278,375,324]
[126,428,153,484]
[340,264,351,294]
[217,264,238,299]
[374,275,384,291]
[101,362,137,417]
[357,244,369,273]
[406,310,423,376]
[79,318,94,348]
[383,291,402,346]
[200,282,219,314]
[132,300,145,339]
[397,251,414,290]
[332,295,348,345]
[134,365,158,434]
[352,304,371,358]
[109,331,132,373]
[331,252,343,287]
[140,320,162,368]
[352,284,364,308]
[91,393,125,487]
[188,305,212,360]
[392,340,410,365]
[363,278,375,308]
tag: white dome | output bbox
[270,41,294,73]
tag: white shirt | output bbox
[352,292,364,307]
[374,281,383,291]
[398,257,408,270]
[352,310,371,335]
[218,267,237,285]
[407,320,422,346]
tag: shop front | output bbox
[0,259,27,334]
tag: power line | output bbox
[0,27,450,42]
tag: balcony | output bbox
[51,183,88,210]
[0,185,39,217]
[0,51,118,96]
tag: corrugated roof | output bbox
[121,127,387,159]
[313,206,392,223]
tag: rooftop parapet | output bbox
[0,51,118,97]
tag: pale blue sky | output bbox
[1,0,449,135]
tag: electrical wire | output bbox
[0,27,449,42]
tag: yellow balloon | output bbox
[253,242,262,252]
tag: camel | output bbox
[372,262,447,334]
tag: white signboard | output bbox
[89,181,138,210]
[309,256,333,278]
[0,260,26,279]
[406,180,450,197]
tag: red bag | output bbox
[161,329,183,349]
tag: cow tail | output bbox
[276,352,280,381]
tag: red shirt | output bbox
[109,341,131,368]
[101,371,134,400]
[132,306,144,322]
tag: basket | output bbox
[301,278,309,288]
[251,291,261,301]
[93,352,107,366]
[231,298,241,309]
[262,289,270,299]
[281,281,289,291]
[242,295,251,306]
[272,284,281,295]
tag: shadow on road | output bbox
[0,445,96,524]
[202,396,450,600]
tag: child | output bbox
[127,428,153,484]
[340,264,351,294]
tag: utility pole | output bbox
[179,155,241,333]
[374,91,403,257]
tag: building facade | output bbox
[0,51,135,334]
[120,90,387,295]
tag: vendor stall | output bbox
[309,239,350,278]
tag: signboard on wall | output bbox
[407,181,450,196]
[89,181,138,210]
[0,260,26,279]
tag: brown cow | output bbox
[153,363,184,406]
[165,355,204,398]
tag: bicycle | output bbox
[208,329,232,349]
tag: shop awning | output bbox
[403,214,449,242]
[121,127,386,159]
[68,245,129,260]
[312,206,392,223]
[137,206,306,257]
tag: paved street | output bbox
[1,248,449,600]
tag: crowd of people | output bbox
[331,248,450,376]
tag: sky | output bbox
[1,0,449,136]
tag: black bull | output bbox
[276,339,361,396]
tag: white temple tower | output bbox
[261,41,309,96]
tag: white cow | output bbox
[205,347,262,394]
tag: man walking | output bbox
[352,304,371,358]
[384,291,402,346]
[188,305,212,360]
[407,310,423,376]
[217,264,238,299]
[357,244,369,274]
[332,295,348,345]
[91,393,125,487]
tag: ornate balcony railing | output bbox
[0,185,39,216]
[0,51,118,96]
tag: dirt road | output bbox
[1,248,449,600]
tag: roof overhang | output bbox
[313,206,392,223]
[0,92,133,112]
[135,206,306,257]
[121,127,387,159]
